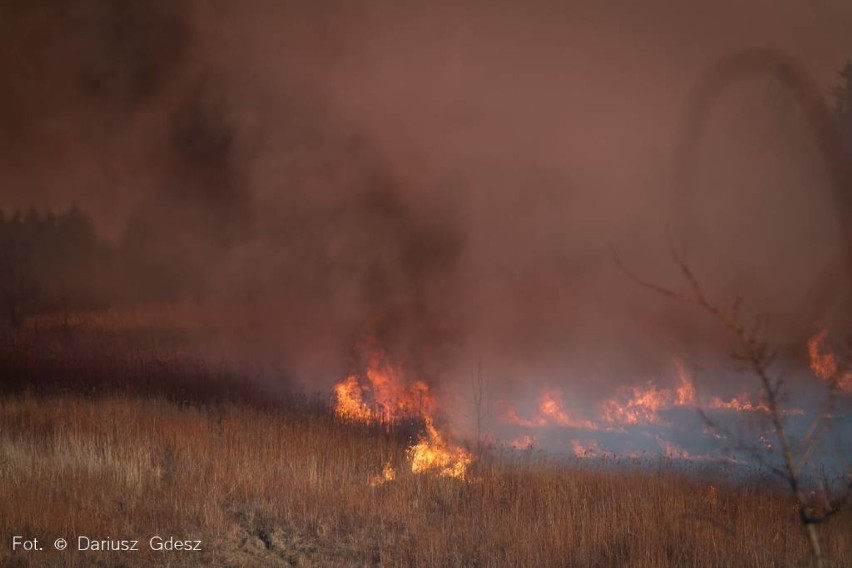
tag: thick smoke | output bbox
[1,0,851,452]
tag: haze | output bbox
[1,0,850,454]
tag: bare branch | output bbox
[615,246,848,567]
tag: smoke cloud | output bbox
[1,0,851,454]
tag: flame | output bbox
[333,347,472,480]
[408,418,472,478]
[673,357,696,405]
[333,351,433,423]
[334,376,374,422]
[509,434,535,450]
[600,360,781,424]
[501,357,780,448]
[809,329,837,380]
[503,389,600,430]
[599,382,675,426]
[597,358,696,426]
[332,330,846,467]
[570,439,601,458]
[657,438,692,459]
[706,394,769,413]
[808,329,852,392]
[538,389,599,429]
[502,407,547,429]
[369,462,397,486]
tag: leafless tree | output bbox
[615,244,851,568]
[468,358,492,462]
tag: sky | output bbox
[1,0,850,457]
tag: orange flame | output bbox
[538,389,599,429]
[808,329,852,392]
[334,376,374,422]
[502,357,780,439]
[503,388,600,430]
[369,462,397,486]
[599,382,675,426]
[333,351,434,423]
[333,348,471,479]
[657,438,692,459]
[408,418,472,478]
[570,439,601,458]
[597,358,697,426]
[673,357,696,406]
[706,394,769,413]
[809,329,837,380]
[509,434,535,450]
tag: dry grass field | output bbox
[2,394,852,567]
[0,327,850,567]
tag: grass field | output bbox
[0,325,850,567]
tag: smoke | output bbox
[1,0,851,454]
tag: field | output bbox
[1,325,850,567]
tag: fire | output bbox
[598,358,697,426]
[509,434,535,449]
[600,359,782,425]
[657,438,692,460]
[600,382,676,426]
[502,407,546,429]
[408,418,472,478]
[502,357,779,445]
[333,348,472,480]
[808,329,852,392]
[673,357,696,405]
[538,389,600,429]
[369,462,397,486]
[809,329,837,380]
[570,439,601,458]
[333,351,433,423]
[334,376,374,422]
[706,394,769,413]
[503,388,600,430]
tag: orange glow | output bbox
[408,418,472,479]
[570,439,601,458]
[509,434,535,449]
[369,462,397,486]
[600,381,677,426]
[595,358,696,426]
[657,438,691,459]
[502,407,547,429]
[333,346,471,480]
[673,357,696,406]
[502,358,780,440]
[333,351,434,424]
[334,376,374,422]
[503,389,600,430]
[707,394,769,413]
[538,389,599,429]
[808,329,852,392]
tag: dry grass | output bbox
[0,325,850,567]
[0,393,850,567]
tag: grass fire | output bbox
[1,1,852,567]
[333,347,472,480]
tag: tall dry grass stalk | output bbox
[1,393,850,567]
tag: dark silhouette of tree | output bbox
[0,206,114,329]
[0,210,38,329]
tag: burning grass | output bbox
[332,348,472,480]
[0,324,850,566]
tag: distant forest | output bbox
[0,207,111,327]
[1,62,852,329]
